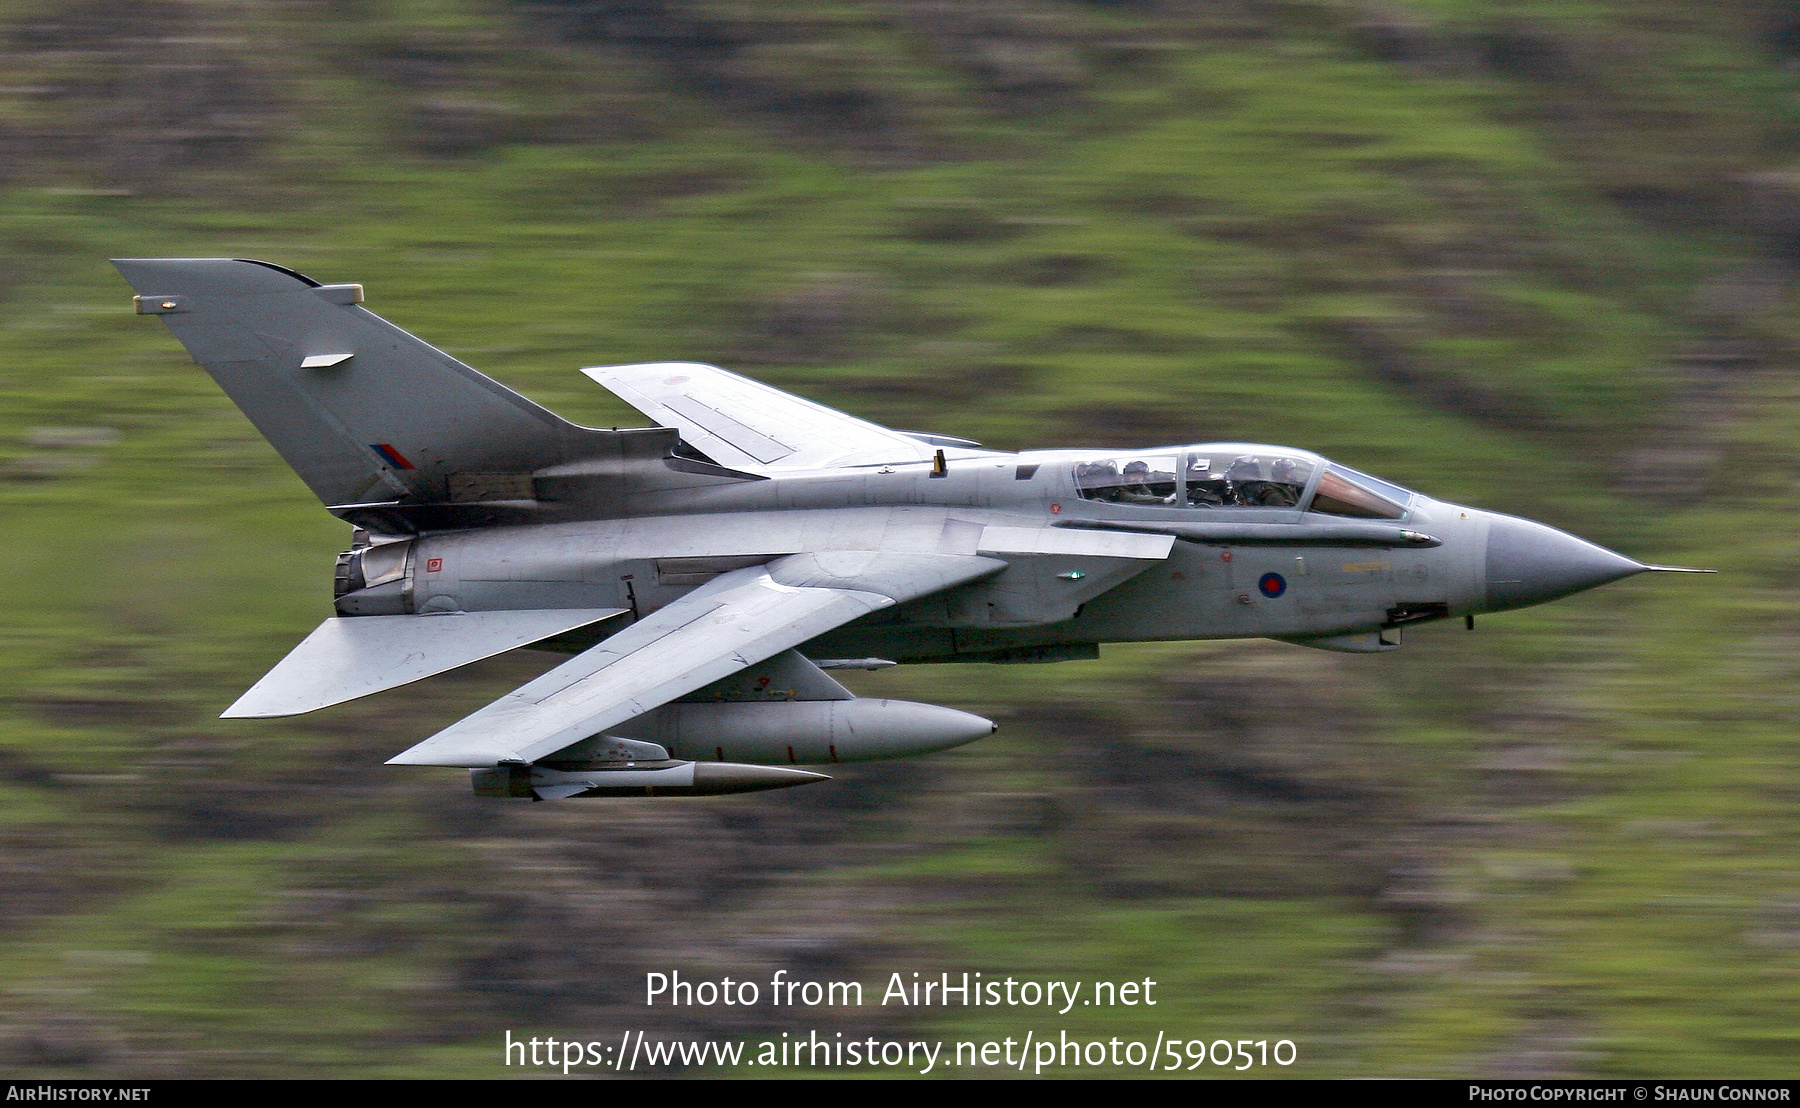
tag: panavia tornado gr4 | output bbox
[115,258,1705,801]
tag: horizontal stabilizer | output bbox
[224,608,626,718]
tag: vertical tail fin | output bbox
[114,258,612,508]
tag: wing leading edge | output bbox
[387,550,1006,767]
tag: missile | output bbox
[466,696,998,799]
[813,658,898,670]
[471,758,828,800]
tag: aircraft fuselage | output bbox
[336,442,1641,661]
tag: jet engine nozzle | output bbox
[1483,514,1644,612]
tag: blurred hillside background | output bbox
[0,0,1797,1078]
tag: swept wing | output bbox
[388,551,1005,767]
[584,361,957,470]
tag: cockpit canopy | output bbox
[1072,446,1413,520]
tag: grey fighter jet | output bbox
[115,258,1704,801]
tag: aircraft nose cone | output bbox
[1484,514,1644,612]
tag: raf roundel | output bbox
[1258,572,1287,598]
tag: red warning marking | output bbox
[426,558,443,573]
[715,746,724,761]
[1221,551,1233,562]
[829,744,839,763]
[786,745,796,764]
[1050,503,1062,514]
